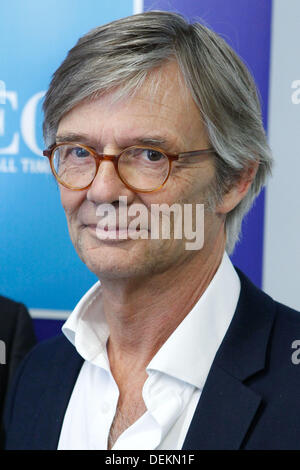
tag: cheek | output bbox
[60,187,87,214]
[142,175,207,207]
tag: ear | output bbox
[216,160,259,215]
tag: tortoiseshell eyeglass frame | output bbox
[43,142,216,193]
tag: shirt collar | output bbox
[62,281,108,366]
[62,252,240,388]
[146,252,240,389]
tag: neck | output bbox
[102,231,226,373]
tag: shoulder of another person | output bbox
[0,295,26,316]
[0,295,32,342]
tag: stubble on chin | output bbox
[72,227,187,281]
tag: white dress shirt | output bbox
[57,252,240,450]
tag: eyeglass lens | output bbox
[52,144,170,191]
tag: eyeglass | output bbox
[43,142,215,193]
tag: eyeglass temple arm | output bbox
[169,148,216,161]
[177,148,215,158]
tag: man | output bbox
[4,11,300,450]
[0,296,36,432]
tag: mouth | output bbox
[85,224,149,241]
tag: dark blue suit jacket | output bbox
[3,270,300,449]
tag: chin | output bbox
[91,251,184,284]
[75,231,189,280]
[74,239,144,279]
[84,256,154,281]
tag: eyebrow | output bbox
[55,133,95,145]
[134,137,167,147]
[55,133,169,149]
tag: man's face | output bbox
[56,62,225,281]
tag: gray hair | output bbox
[43,10,273,254]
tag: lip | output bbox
[85,224,149,241]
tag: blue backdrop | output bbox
[0,0,272,340]
[143,0,272,288]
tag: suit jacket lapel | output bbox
[182,365,262,449]
[182,269,276,450]
[22,270,275,450]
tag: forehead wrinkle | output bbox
[103,61,195,117]
[131,95,189,116]
[133,73,193,115]
[57,61,207,152]
[143,60,189,100]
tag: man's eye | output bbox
[71,147,90,158]
[144,149,164,162]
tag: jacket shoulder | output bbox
[0,296,36,424]
[275,300,300,324]
[0,295,31,335]
[0,295,36,359]
[0,294,24,313]
[236,267,300,326]
[7,334,79,381]
[271,300,300,364]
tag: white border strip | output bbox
[29,308,71,320]
[133,0,143,14]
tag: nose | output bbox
[86,158,134,205]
